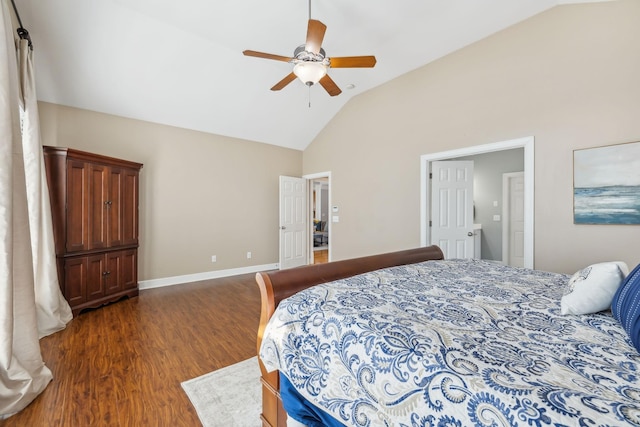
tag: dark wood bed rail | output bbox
[254,245,445,427]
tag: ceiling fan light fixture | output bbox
[243,6,375,96]
[293,61,327,85]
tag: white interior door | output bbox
[431,161,475,259]
[503,172,525,267]
[279,176,307,270]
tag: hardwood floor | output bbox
[3,273,261,426]
[313,249,328,264]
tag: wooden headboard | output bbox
[254,245,445,427]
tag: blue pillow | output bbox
[611,262,640,352]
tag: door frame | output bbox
[303,171,332,264]
[420,136,534,268]
[502,171,525,266]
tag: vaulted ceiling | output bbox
[17,0,597,150]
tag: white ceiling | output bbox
[17,0,594,150]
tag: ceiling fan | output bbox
[243,3,376,97]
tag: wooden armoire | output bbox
[43,146,143,316]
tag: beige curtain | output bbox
[17,31,73,338]
[1,0,72,418]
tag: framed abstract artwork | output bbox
[573,141,640,224]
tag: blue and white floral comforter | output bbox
[259,259,640,426]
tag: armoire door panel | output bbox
[108,167,124,247]
[121,169,139,246]
[105,251,122,295]
[87,254,106,300]
[64,257,87,306]
[88,163,108,250]
[65,160,89,252]
[122,249,137,290]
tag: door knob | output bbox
[468,232,473,237]
[280,226,286,230]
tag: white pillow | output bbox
[561,261,629,315]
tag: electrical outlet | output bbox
[247,252,252,259]
[211,255,217,262]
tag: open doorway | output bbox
[453,150,524,263]
[278,173,331,269]
[420,136,534,268]
[305,172,331,264]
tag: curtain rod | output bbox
[10,0,33,49]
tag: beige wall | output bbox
[38,103,302,281]
[303,0,640,273]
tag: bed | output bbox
[255,246,640,427]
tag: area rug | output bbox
[181,356,261,427]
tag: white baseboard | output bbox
[138,263,279,290]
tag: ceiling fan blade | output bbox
[305,19,327,55]
[271,72,297,91]
[243,50,293,63]
[319,74,342,97]
[329,56,377,68]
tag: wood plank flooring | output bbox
[313,249,328,264]
[3,273,261,426]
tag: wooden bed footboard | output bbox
[254,245,445,427]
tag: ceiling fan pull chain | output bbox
[308,85,312,108]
